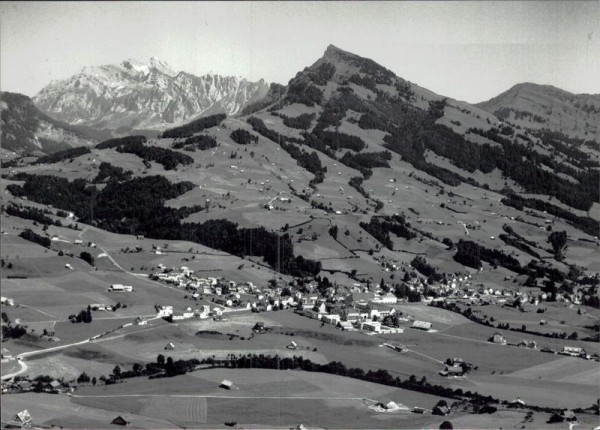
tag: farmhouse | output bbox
[0,296,15,306]
[134,317,148,326]
[220,379,233,390]
[490,333,507,345]
[411,320,432,331]
[373,293,398,304]
[287,341,298,350]
[155,305,173,317]
[322,314,341,325]
[1,347,14,359]
[338,321,354,331]
[111,416,129,426]
[109,284,133,292]
[13,409,32,427]
[361,321,382,332]
[171,307,194,320]
[439,365,464,377]
[432,405,450,416]
[517,339,537,349]
[562,346,586,357]
[74,239,83,245]
[509,397,526,407]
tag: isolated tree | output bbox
[77,372,91,383]
[548,231,568,261]
[112,365,121,379]
[157,354,165,366]
[91,377,97,386]
[80,251,95,266]
[439,421,453,430]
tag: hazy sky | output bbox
[1,1,598,103]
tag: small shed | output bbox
[412,320,432,331]
[164,342,175,350]
[432,405,450,416]
[220,379,233,390]
[111,416,129,426]
[286,341,298,350]
[16,410,32,425]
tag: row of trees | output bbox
[172,134,217,150]
[5,204,59,227]
[35,147,91,165]
[161,113,226,139]
[501,193,598,237]
[19,228,51,248]
[116,141,193,170]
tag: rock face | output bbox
[0,91,97,155]
[476,83,600,141]
[33,57,271,131]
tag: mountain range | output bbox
[3,47,598,158]
[33,57,270,131]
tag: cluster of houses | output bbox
[293,291,431,334]
[488,333,599,361]
[1,377,70,395]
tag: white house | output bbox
[155,305,174,317]
[361,321,382,332]
[110,284,133,292]
[412,320,432,331]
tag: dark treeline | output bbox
[96,135,147,149]
[116,141,193,170]
[93,162,132,183]
[271,112,315,130]
[161,113,226,139]
[229,129,258,145]
[313,129,366,152]
[283,113,315,130]
[532,130,599,170]
[339,151,391,178]
[19,228,51,248]
[35,147,91,165]
[349,176,369,198]
[454,239,524,274]
[6,174,320,277]
[5,204,60,227]
[499,234,541,259]
[360,214,417,250]
[411,256,443,282]
[501,193,599,237]
[172,134,217,150]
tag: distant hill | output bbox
[476,83,600,141]
[33,57,271,131]
[244,44,598,212]
[0,91,99,155]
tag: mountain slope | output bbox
[0,91,98,155]
[33,57,270,131]
[476,83,600,141]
